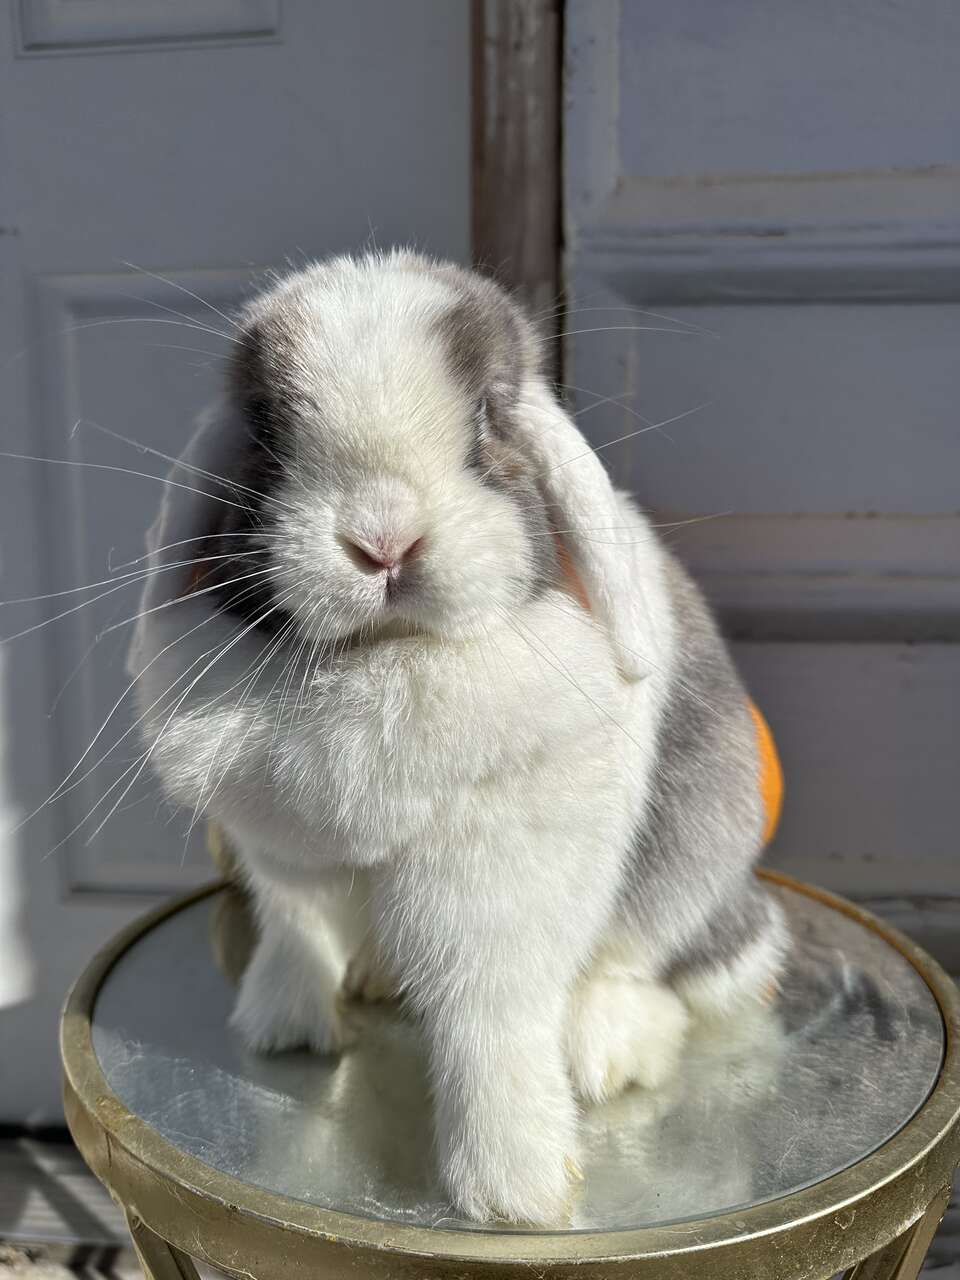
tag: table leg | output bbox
[841,1186,952,1280]
[126,1211,202,1280]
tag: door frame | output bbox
[471,0,563,354]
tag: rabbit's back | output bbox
[612,549,784,991]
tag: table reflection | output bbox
[91,884,944,1233]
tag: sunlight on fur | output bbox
[99,251,788,1225]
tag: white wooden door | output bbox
[0,0,470,1122]
[564,3,960,968]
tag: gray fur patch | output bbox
[436,294,496,402]
[196,319,299,630]
[470,421,559,597]
[664,881,775,983]
[231,313,317,442]
[615,550,776,976]
[429,264,558,597]
[429,261,540,436]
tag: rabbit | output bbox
[128,250,788,1226]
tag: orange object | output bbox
[554,530,784,845]
[748,699,784,845]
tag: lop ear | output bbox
[519,385,651,682]
[127,400,247,678]
[144,400,248,587]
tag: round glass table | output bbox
[61,870,960,1279]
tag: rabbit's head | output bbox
[201,252,648,678]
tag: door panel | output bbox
[32,269,249,893]
[736,642,957,897]
[615,0,960,176]
[18,0,281,52]
[575,300,959,515]
[564,3,960,947]
[0,0,470,1120]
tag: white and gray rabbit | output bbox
[129,251,788,1225]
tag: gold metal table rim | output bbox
[61,870,960,1280]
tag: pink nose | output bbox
[345,534,424,574]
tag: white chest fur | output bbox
[145,588,660,877]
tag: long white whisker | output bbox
[36,585,287,860]
[138,342,234,360]
[552,324,701,340]
[0,451,256,511]
[75,419,296,513]
[57,315,243,343]
[21,568,282,824]
[0,552,270,643]
[84,583,305,845]
[183,595,309,849]
[538,401,714,478]
[23,605,233,837]
[118,260,242,333]
[264,599,326,764]
[38,574,283,819]
[107,530,282,574]
[558,305,717,338]
[524,511,732,543]
[2,548,263,609]
[95,563,277,639]
[109,291,240,345]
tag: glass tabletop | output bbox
[91,882,944,1233]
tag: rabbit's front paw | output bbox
[568,975,689,1103]
[230,938,346,1055]
[445,1142,579,1226]
[442,1098,581,1225]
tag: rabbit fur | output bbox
[128,251,788,1225]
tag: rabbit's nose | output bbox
[343,533,425,575]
